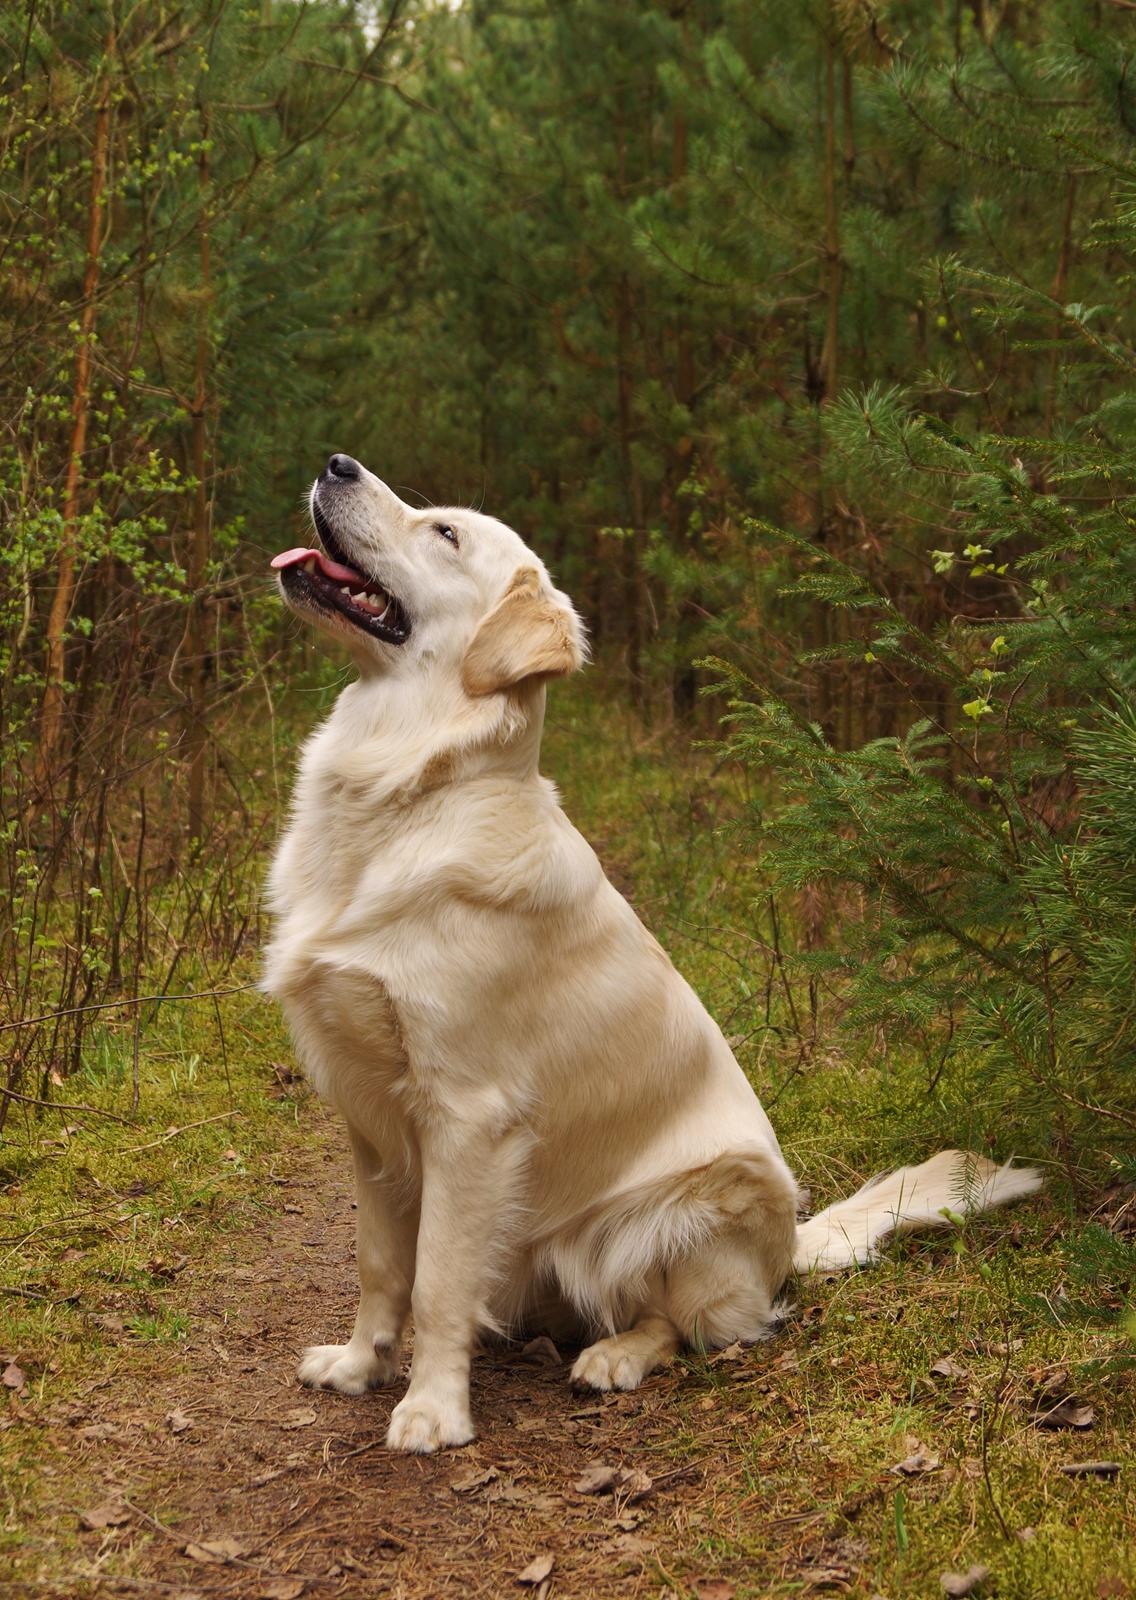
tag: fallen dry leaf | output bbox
[708,1341,745,1365]
[486,1479,561,1511]
[147,1255,188,1281]
[78,1422,125,1442]
[1035,1367,1070,1397]
[248,1467,287,1489]
[941,1565,991,1597]
[166,1408,193,1434]
[2,1363,27,1391]
[599,1533,651,1561]
[798,1568,853,1590]
[694,1582,736,1600]
[279,1407,317,1431]
[983,1337,1023,1356]
[1060,1461,1121,1479]
[930,1357,968,1381]
[574,1463,618,1495]
[517,1553,554,1585]
[794,1536,869,1590]
[618,1467,653,1500]
[79,1498,131,1531]
[573,1462,654,1500]
[891,1446,941,1476]
[259,1580,305,1600]
[1033,1398,1094,1430]
[518,1336,561,1367]
[184,1536,252,1564]
[451,1465,499,1493]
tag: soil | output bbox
[9,1131,750,1600]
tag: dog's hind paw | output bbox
[385,1390,474,1453]
[297,1338,399,1395]
[571,1336,650,1393]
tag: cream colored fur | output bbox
[264,460,1042,1454]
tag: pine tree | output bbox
[707,3,1136,1162]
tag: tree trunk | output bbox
[36,26,115,786]
[1045,174,1077,438]
[614,273,646,697]
[671,81,698,716]
[842,55,855,178]
[185,118,213,844]
[821,29,841,403]
[612,97,646,698]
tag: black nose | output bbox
[326,453,361,481]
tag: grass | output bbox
[2,672,1134,1597]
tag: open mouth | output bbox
[270,543,410,645]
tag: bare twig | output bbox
[1,982,258,1035]
[0,1087,133,1125]
[118,1111,242,1155]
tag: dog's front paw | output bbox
[571,1336,648,1393]
[297,1338,399,1396]
[385,1389,475,1453]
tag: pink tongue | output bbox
[270,547,365,585]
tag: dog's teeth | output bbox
[351,590,368,604]
[304,556,317,573]
[340,585,351,595]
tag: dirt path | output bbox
[10,1098,1130,1600]
[12,1127,764,1600]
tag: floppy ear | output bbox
[462,567,584,697]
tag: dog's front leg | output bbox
[298,1124,416,1395]
[385,1121,516,1454]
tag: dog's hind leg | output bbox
[664,1210,795,1355]
[568,1228,782,1393]
[298,1123,417,1395]
[669,1243,777,1349]
[565,1146,798,1392]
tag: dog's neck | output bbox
[311,666,549,809]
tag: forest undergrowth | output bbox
[1,679,1133,1599]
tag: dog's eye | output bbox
[434,523,459,547]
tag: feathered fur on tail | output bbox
[793,1150,1044,1275]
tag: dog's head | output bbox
[272,455,585,696]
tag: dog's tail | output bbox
[793,1150,1044,1275]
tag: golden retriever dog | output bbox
[264,454,1042,1454]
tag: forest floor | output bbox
[3,686,1134,1599]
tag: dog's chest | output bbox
[287,959,410,1112]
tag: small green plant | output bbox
[124,1311,190,1343]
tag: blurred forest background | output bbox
[2,0,1135,1174]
